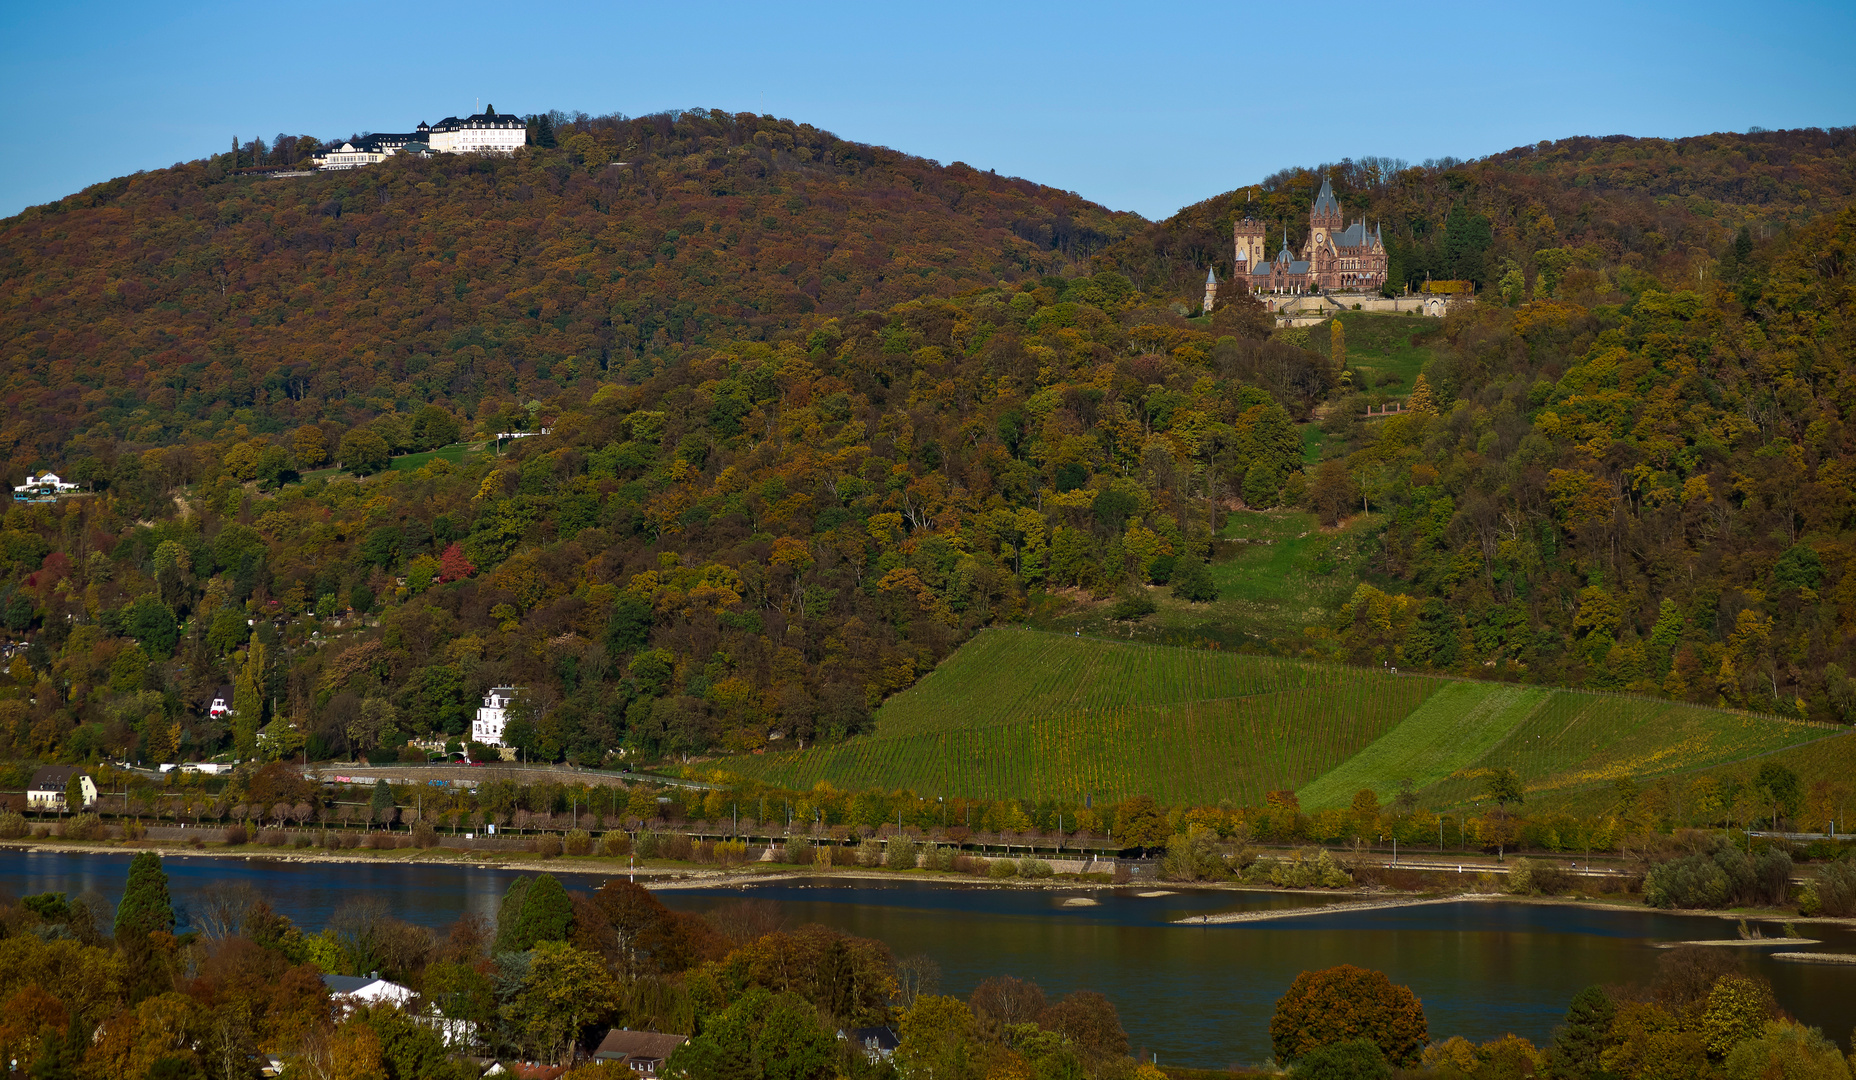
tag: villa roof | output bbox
[29,766,81,791]
[594,1029,688,1063]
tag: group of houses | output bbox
[313,105,528,170]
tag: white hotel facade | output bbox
[314,105,527,170]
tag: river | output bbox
[4,851,1852,1068]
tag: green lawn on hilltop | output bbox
[713,630,1834,814]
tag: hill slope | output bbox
[0,108,1141,472]
[712,631,1828,807]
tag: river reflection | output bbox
[3,852,1851,1067]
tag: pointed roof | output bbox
[1312,175,1340,216]
[1205,266,1218,284]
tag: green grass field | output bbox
[712,630,1835,812]
[1307,311,1439,395]
[388,443,481,471]
[1027,510,1375,647]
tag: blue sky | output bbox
[2,0,1852,222]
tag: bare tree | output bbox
[194,881,263,941]
[896,953,941,1010]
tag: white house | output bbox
[12,473,78,500]
[423,106,526,154]
[322,974,475,1046]
[208,684,235,720]
[27,766,97,812]
[471,686,520,746]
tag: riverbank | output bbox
[7,837,1853,928]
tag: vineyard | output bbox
[716,629,1444,804]
[711,629,1838,810]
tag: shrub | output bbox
[600,831,631,858]
[634,831,662,859]
[257,828,285,846]
[783,838,814,866]
[1018,858,1054,879]
[563,829,593,856]
[952,855,987,875]
[923,843,958,871]
[413,822,440,849]
[61,813,104,841]
[988,859,1017,879]
[223,824,248,845]
[887,834,919,870]
[1645,840,1792,909]
[830,844,860,867]
[1265,848,1353,889]
[856,837,884,867]
[1270,964,1428,1067]
[294,833,314,849]
[1806,859,1856,917]
[535,834,562,858]
[1508,857,1571,895]
[714,840,748,866]
[665,834,694,861]
[1291,1038,1390,1079]
[0,811,27,839]
[120,819,147,841]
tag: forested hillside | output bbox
[0,118,1852,773]
[1102,127,1856,299]
[0,108,1139,475]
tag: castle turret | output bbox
[1234,217,1267,274]
[1203,266,1218,313]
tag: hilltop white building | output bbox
[471,686,521,746]
[13,472,78,499]
[313,106,525,170]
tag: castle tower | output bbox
[1234,217,1267,276]
[1203,266,1218,313]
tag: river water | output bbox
[4,851,1852,1068]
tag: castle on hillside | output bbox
[313,105,527,170]
[1236,176,1387,294]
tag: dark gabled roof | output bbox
[321,974,376,994]
[1312,176,1340,216]
[843,1026,900,1051]
[29,765,79,791]
[214,685,234,701]
[594,1030,688,1062]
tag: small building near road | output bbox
[27,766,96,812]
[592,1029,688,1075]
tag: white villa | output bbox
[313,105,527,169]
[13,472,78,500]
[471,686,521,746]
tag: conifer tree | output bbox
[1407,373,1437,416]
[510,873,573,952]
[1330,319,1346,370]
[114,851,175,942]
[232,631,265,760]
